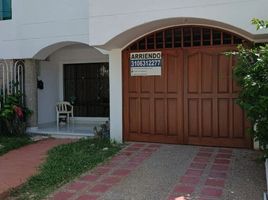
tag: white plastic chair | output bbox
[56,101,74,126]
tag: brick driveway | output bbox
[49,143,265,200]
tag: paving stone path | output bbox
[49,143,265,200]
[51,143,161,200]
[0,138,74,199]
[166,147,233,200]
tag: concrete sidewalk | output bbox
[0,138,74,199]
[49,143,265,200]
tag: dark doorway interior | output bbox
[64,63,109,117]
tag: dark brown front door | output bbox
[123,47,252,148]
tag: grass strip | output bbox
[0,135,32,156]
[11,138,122,200]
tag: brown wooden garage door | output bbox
[122,26,252,148]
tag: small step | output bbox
[28,131,95,139]
[27,127,95,139]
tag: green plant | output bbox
[94,120,110,139]
[230,19,268,158]
[0,89,32,135]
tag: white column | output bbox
[109,49,123,143]
[25,59,38,127]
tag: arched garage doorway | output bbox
[122,26,252,148]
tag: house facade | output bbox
[0,0,268,147]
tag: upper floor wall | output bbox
[89,0,268,49]
[0,0,89,59]
[0,0,268,59]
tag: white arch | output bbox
[97,17,268,50]
[33,41,90,60]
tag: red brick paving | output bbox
[180,176,200,185]
[54,191,74,200]
[201,187,223,197]
[112,169,131,176]
[80,174,99,182]
[120,162,140,169]
[124,147,140,151]
[218,149,233,154]
[67,182,88,191]
[0,138,74,198]
[205,178,225,187]
[190,162,207,169]
[185,169,203,177]
[214,159,230,164]
[100,176,122,184]
[194,157,210,163]
[165,147,233,200]
[197,152,213,157]
[50,143,161,200]
[211,164,229,171]
[131,143,146,147]
[90,184,112,193]
[216,153,232,159]
[49,144,234,200]
[119,151,134,156]
[209,171,228,179]
[92,167,111,175]
[142,148,158,152]
[173,185,195,194]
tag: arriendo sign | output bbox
[130,51,162,76]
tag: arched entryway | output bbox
[122,26,252,148]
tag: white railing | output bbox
[13,60,25,101]
[0,59,25,108]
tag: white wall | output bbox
[109,49,122,142]
[37,44,108,124]
[0,0,89,59]
[89,0,268,48]
[37,60,59,124]
[0,0,268,59]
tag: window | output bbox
[0,0,12,20]
[64,63,109,117]
[125,26,247,50]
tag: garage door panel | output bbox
[167,54,178,93]
[218,54,230,93]
[201,99,213,137]
[141,98,151,134]
[232,80,240,93]
[154,73,165,93]
[201,53,213,93]
[188,99,199,137]
[188,53,199,94]
[218,99,230,138]
[167,99,177,135]
[141,77,153,93]
[128,76,139,93]
[233,100,245,138]
[123,46,251,148]
[129,98,139,133]
[155,99,166,134]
